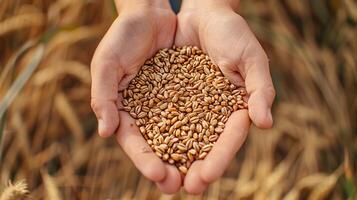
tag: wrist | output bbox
[181,0,239,12]
[115,0,171,13]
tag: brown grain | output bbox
[122,46,248,173]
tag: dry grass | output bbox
[0,0,356,199]
[0,180,28,200]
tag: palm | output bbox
[177,10,259,84]
[91,7,181,193]
[92,2,275,194]
[93,9,176,90]
[175,8,274,194]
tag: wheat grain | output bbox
[122,46,247,173]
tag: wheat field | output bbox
[0,0,356,199]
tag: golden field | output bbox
[0,0,356,199]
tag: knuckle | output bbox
[266,84,276,99]
[90,99,102,114]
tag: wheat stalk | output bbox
[0,180,28,200]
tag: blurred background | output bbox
[0,0,356,199]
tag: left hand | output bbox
[90,0,181,194]
[175,0,276,194]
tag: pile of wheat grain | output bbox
[122,46,248,173]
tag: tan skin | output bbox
[91,0,275,194]
[175,0,276,194]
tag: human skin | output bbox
[91,0,181,194]
[90,0,275,195]
[175,0,275,194]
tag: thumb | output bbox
[244,54,275,129]
[91,61,123,137]
[91,98,119,137]
[217,60,246,87]
[215,52,275,128]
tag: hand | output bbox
[90,0,181,193]
[175,0,276,194]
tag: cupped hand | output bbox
[90,1,181,194]
[175,0,276,194]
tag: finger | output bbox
[218,62,246,87]
[91,98,119,137]
[242,44,275,129]
[91,52,124,138]
[118,74,136,91]
[90,64,120,137]
[200,110,250,183]
[183,161,208,194]
[156,164,182,194]
[116,111,166,182]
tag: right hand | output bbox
[90,0,181,193]
[175,0,275,194]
